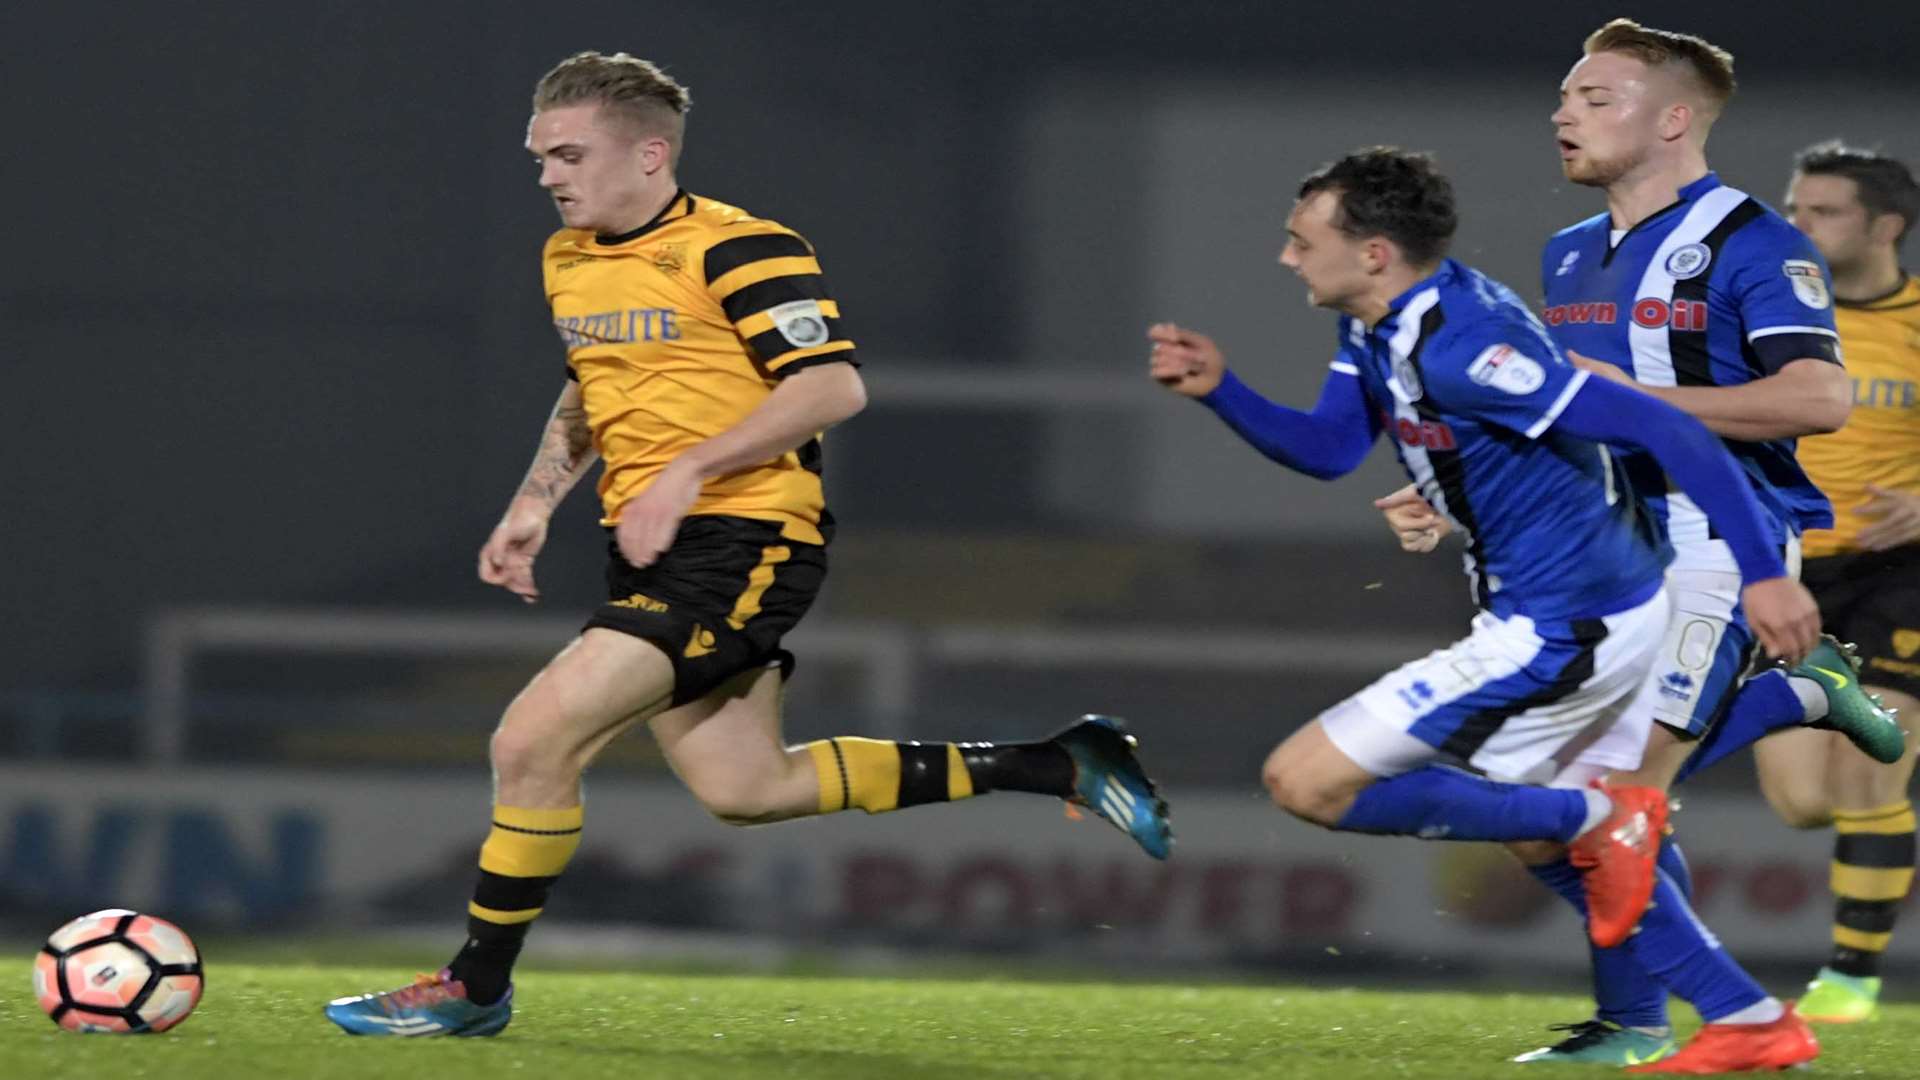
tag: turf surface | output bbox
[3,966,1916,1079]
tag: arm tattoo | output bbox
[515,395,597,507]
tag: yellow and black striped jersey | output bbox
[1801,273,1920,558]
[542,190,857,546]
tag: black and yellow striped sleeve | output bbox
[703,227,858,375]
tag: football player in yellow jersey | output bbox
[1748,143,1920,1023]
[324,51,1170,1038]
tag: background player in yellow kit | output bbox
[323,51,1171,1038]
[1750,143,1920,1022]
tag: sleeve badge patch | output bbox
[768,299,830,347]
[1466,344,1547,395]
[1783,260,1832,310]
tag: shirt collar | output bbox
[1374,258,1459,336]
[592,190,693,247]
[1677,171,1722,202]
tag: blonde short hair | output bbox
[534,52,692,160]
[1584,18,1736,117]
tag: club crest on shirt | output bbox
[1391,353,1424,401]
[650,242,688,276]
[1465,344,1546,395]
[1783,260,1832,309]
[1664,243,1712,280]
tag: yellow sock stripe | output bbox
[726,545,791,630]
[836,736,902,812]
[492,804,586,833]
[1832,862,1916,901]
[478,804,584,878]
[1833,801,1917,835]
[468,901,545,925]
[1834,925,1895,952]
[807,739,850,814]
[946,744,974,800]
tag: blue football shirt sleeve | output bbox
[1198,362,1379,480]
[1420,339,1587,440]
[1723,220,1842,373]
[1552,376,1787,583]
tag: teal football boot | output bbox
[1055,715,1174,860]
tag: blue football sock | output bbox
[1673,671,1804,784]
[1531,854,1762,1024]
[1589,842,1693,1029]
[1335,766,1592,841]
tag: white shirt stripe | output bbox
[1524,369,1592,440]
[1627,185,1752,544]
[1747,325,1840,341]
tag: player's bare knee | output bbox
[489,715,577,793]
[1263,761,1343,826]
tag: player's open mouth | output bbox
[1557,139,1579,157]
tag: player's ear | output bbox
[1868,211,1908,247]
[1658,101,1693,144]
[639,135,673,175]
[1364,236,1395,274]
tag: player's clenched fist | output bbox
[1741,577,1822,665]
[1374,484,1452,553]
[1147,323,1226,398]
[479,500,551,604]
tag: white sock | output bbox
[1712,997,1785,1025]
[1576,789,1612,837]
[1789,676,1830,723]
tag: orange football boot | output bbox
[1625,1004,1818,1074]
[1568,783,1668,947]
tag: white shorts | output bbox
[1601,535,1803,741]
[1322,586,1672,784]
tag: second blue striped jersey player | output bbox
[1541,171,1840,553]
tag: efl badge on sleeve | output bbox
[1466,344,1547,395]
[768,299,830,348]
[1783,260,1832,309]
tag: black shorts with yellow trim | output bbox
[584,514,827,707]
[1803,542,1920,697]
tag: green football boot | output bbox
[1795,636,1905,764]
[1799,967,1881,1024]
[1512,1020,1676,1066]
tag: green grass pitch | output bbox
[4,966,1917,1079]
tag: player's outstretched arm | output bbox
[1569,351,1849,441]
[616,361,867,569]
[1146,323,1377,481]
[1552,375,1820,662]
[479,380,599,604]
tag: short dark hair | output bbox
[1794,140,1920,246]
[1297,148,1458,267]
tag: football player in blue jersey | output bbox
[1148,146,1823,1070]
[1376,19,1894,1073]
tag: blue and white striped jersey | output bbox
[1540,172,1842,544]
[1338,259,1670,621]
